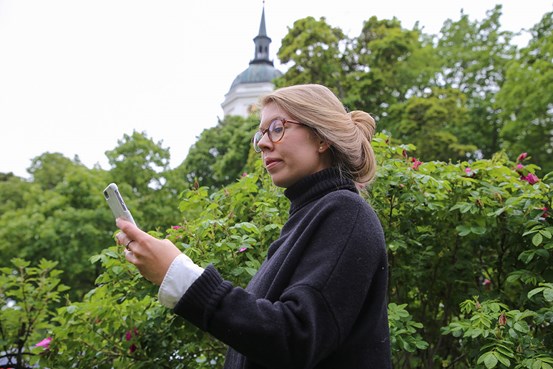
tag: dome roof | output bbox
[230,62,282,91]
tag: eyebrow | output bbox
[258,120,272,131]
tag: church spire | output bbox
[258,5,267,37]
[221,1,282,117]
[250,3,273,66]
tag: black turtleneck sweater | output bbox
[174,168,391,369]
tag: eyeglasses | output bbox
[252,118,308,153]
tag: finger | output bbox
[116,218,147,243]
[125,249,138,264]
[115,231,129,246]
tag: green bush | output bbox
[0,258,69,369]
[369,134,552,367]
[3,133,551,368]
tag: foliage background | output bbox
[1,6,552,369]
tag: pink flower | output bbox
[125,328,139,341]
[517,152,528,162]
[481,278,492,291]
[522,173,539,185]
[125,329,139,353]
[35,337,52,349]
[411,158,422,170]
[241,172,248,177]
[171,225,182,230]
[516,163,524,170]
[238,247,248,253]
[464,167,476,178]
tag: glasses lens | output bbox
[253,119,286,153]
[269,119,285,143]
[253,131,263,152]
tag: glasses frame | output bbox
[252,118,308,153]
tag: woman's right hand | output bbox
[115,218,183,285]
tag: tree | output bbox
[0,133,183,299]
[386,87,477,162]
[0,173,34,215]
[497,11,553,173]
[27,152,81,190]
[434,6,516,158]
[179,115,258,189]
[343,16,438,119]
[275,9,535,163]
[105,130,170,195]
[276,17,347,96]
[104,131,182,231]
[0,161,113,299]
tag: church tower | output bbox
[221,6,282,117]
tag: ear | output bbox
[318,141,330,153]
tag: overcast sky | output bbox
[0,1,551,178]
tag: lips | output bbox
[264,157,282,170]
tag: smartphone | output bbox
[103,183,136,225]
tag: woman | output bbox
[116,84,391,368]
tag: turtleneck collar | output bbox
[284,167,358,216]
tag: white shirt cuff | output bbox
[158,254,204,308]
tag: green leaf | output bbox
[105,250,119,259]
[484,353,498,369]
[528,287,546,299]
[478,352,498,369]
[472,226,486,235]
[89,255,102,264]
[532,233,543,246]
[11,258,31,268]
[496,353,510,368]
[457,226,471,236]
[514,321,529,333]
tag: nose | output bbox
[257,131,273,152]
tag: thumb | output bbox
[116,218,145,241]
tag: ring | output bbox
[126,240,134,248]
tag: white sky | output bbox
[0,1,551,178]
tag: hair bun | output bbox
[350,110,376,142]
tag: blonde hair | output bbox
[260,84,377,185]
